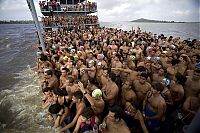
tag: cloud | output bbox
[173,10,191,16]
[0,0,199,22]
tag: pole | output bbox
[26,0,46,53]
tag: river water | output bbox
[0,22,199,132]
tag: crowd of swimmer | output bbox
[42,15,98,27]
[36,26,200,133]
[39,0,97,12]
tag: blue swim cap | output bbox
[36,51,41,56]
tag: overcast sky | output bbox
[0,0,199,22]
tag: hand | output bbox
[78,82,85,93]
[134,110,143,121]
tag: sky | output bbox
[0,0,199,22]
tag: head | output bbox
[92,89,102,99]
[42,87,52,97]
[66,76,74,86]
[108,105,124,122]
[193,69,200,80]
[139,73,148,84]
[152,82,164,94]
[72,91,83,103]
[88,60,95,68]
[44,70,53,79]
[48,103,62,115]
[175,74,187,86]
[61,67,69,76]
[122,80,131,89]
[77,59,84,66]
[158,68,165,76]
[82,107,94,121]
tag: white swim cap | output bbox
[92,89,102,98]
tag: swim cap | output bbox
[130,55,136,61]
[89,60,94,64]
[80,46,84,49]
[163,78,171,86]
[52,45,56,49]
[68,47,72,51]
[63,56,68,61]
[195,62,200,69]
[74,55,79,61]
[36,51,41,56]
[155,56,160,61]
[71,49,75,53]
[108,45,112,48]
[92,89,102,98]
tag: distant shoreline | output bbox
[0,21,34,24]
[130,18,199,23]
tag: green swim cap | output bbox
[130,55,136,61]
[92,89,102,98]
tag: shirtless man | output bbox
[40,69,59,90]
[96,54,107,69]
[119,41,129,56]
[65,76,74,96]
[100,105,131,133]
[152,68,165,84]
[183,93,200,116]
[143,83,166,131]
[57,91,86,133]
[101,69,119,106]
[59,67,69,88]
[76,59,89,88]
[121,80,137,106]
[81,60,96,80]
[78,82,105,116]
[184,69,200,98]
[132,44,142,60]
[133,73,151,103]
[111,40,118,52]
[111,56,123,76]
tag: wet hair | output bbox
[140,72,148,80]
[45,70,53,76]
[48,103,62,114]
[110,105,123,120]
[131,101,140,110]
[40,54,48,61]
[53,88,65,96]
[175,74,187,86]
[42,87,51,93]
[67,76,74,84]
[171,59,180,66]
[44,61,51,67]
[62,67,69,73]
[152,82,164,92]
[73,91,83,99]
[82,107,94,119]
[137,66,148,73]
